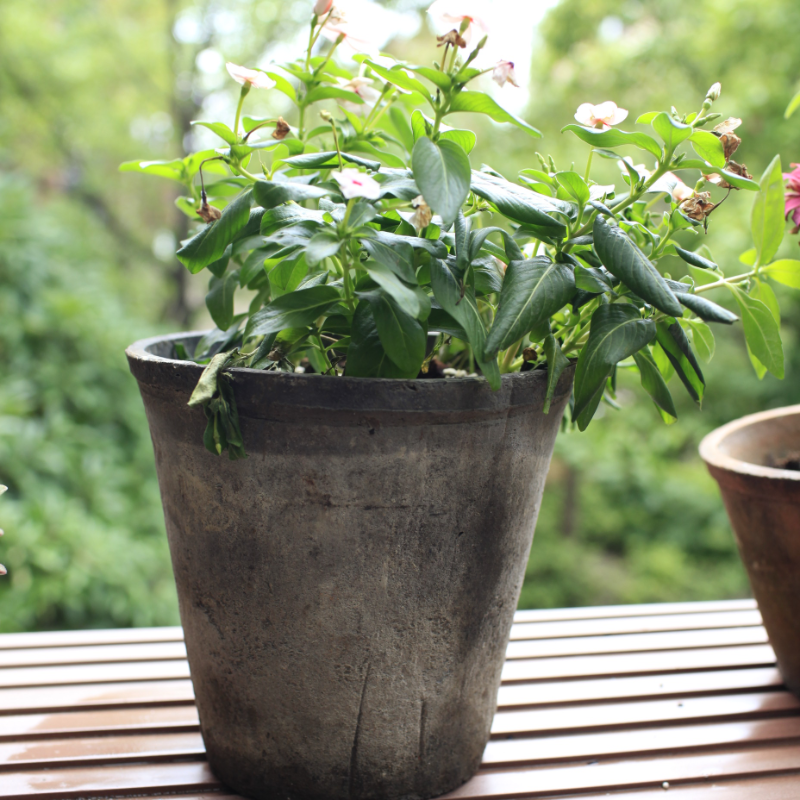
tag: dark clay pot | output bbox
[126,332,574,800]
[700,405,800,695]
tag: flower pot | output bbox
[126,331,574,800]
[700,405,800,695]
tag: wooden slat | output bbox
[0,628,183,652]
[441,743,800,799]
[0,643,187,670]
[491,691,800,737]
[512,599,756,624]
[0,706,199,741]
[509,609,763,641]
[497,668,784,709]
[0,681,195,716]
[501,645,776,683]
[484,717,800,767]
[0,732,205,770]
[0,660,190,689]
[0,761,222,799]
[554,774,800,800]
[506,626,767,660]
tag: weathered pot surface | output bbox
[127,332,574,800]
[700,404,800,695]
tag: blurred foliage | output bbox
[0,0,799,629]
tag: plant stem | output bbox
[340,247,356,312]
[693,269,756,293]
[233,86,249,139]
[501,340,522,372]
[584,149,594,182]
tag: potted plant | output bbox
[701,157,800,700]
[122,3,794,798]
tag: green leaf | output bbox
[363,60,431,101]
[430,258,500,389]
[252,180,333,208]
[751,279,780,324]
[469,227,524,263]
[345,301,417,379]
[119,158,185,182]
[263,72,297,102]
[410,109,430,143]
[362,238,416,284]
[372,230,447,257]
[448,91,542,138]
[561,124,662,159]
[655,321,705,403]
[636,112,659,124]
[305,229,342,267]
[484,257,575,357]
[205,269,240,331]
[177,190,252,274]
[764,259,800,289]
[689,130,726,167]
[245,285,342,339]
[651,113,693,150]
[191,120,238,145]
[408,65,452,92]
[747,344,769,380]
[786,90,800,120]
[677,160,759,191]
[470,172,570,235]
[573,304,656,430]
[363,259,423,319]
[674,245,719,271]
[633,349,677,423]
[411,137,471,227]
[543,334,571,414]
[574,265,613,294]
[440,128,477,154]
[593,216,683,316]
[740,248,758,267]
[304,86,364,105]
[367,292,426,373]
[681,319,715,363]
[428,307,467,339]
[556,171,591,206]
[280,151,381,171]
[389,107,415,153]
[752,155,785,265]
[675,291,738,324]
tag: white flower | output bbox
[492,61,518,88]
[427,0,490,45]
[225,63,276,90]
[320,5,380,56]
[338,77,382,116]
[314,0,333,15]
[333,169,382,200]
[574,101,628,130]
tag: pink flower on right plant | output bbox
[574,101,628,130]
[784,163,800,234]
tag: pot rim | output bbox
[699,404,800,481]
[126,330,575,416]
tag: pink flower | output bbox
[574,101,628,130]
[333,169,381,200]
[314,0,333,15]
[338,77,382,116]
[225,63,276,90]
[427,0,490,45]
[492,61,518,88]
[785,163,800,233]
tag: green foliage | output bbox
[0,175,178,631]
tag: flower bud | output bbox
[314,0,333,15]
[706,82,722,102]
[319,110,333,122]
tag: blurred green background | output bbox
[1,0,798,631]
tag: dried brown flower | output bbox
[437,29,467,49]
[522,347,539,362]
[704,160,751,190]
[198,201,222,224]
[680,191,715,221]
[272,117,291,140]
[410,195,432,232]
[713,117,742,160]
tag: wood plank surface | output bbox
[3,599,799,800]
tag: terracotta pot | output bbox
[700,405,800,694]
[126,332,574,800]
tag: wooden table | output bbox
[1,599,799,798]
